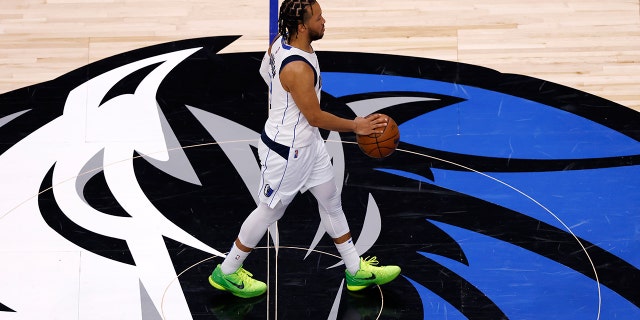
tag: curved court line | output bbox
[0,137,600,319]
[356,142,603,320]
[161,246,385,320]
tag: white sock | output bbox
[220,242,250,274]
[335,238,360,276]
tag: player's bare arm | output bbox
[280,60,386,135]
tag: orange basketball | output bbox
[356,114,400,159]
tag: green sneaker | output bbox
[345,256,401,291]
[209,264,267,298]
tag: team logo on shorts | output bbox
[264,184,274,197]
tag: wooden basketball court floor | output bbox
[0,1,639,319]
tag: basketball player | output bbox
[209,0,401,298]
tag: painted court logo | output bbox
[0,36,638,319]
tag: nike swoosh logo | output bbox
[227,280,245,289]
[359,273,376,281]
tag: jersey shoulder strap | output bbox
[280,55,318,87]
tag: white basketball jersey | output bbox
[259,35,322,148]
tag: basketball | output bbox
[357,114,400,159]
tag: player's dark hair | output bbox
[278,0,317,41]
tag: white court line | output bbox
[365,142,603,320]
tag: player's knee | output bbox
[317,192,342,214]
[257,201,286,225]
[237,201,287,248]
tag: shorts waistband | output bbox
[261,130,290,159]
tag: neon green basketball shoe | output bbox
[345,256,401,291]
[209,264,267,298]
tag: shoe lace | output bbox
[362,256,379,266]
[236,267,254,281]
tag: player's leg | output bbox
[209,131,301,298]
[209,201,287,298]
[308,180,402,291]
[308,180,360,274]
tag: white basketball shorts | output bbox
[258,131,334,208]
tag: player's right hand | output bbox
[354,114,387,136]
